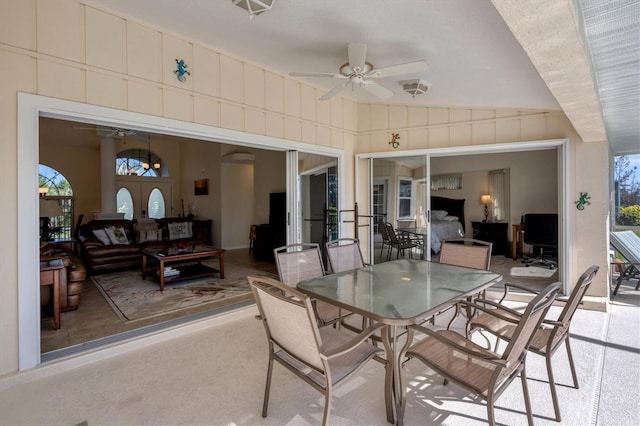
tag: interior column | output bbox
[100,137,117,213]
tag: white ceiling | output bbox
[89,0,560,110]
[84,0,638,154]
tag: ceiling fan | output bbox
[290,42,427,100]
[73,126,138,138]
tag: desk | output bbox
[512,224,524,260]
[40,259,65,330]
[298,259,502,425]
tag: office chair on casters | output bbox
[522,213,558,269]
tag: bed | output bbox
[429,196,466,253]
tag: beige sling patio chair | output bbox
[439,238,493,270]
[468,265,599,422]
[406,282,561,426]
[274,243,342,326]
[248,275,384,426]
[325,238,372,334]
[436,238,493,326]
[610,231,640,295]
[325,238,365,274]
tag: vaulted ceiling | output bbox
[88,0,638,154]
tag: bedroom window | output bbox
[431,174,462,191]
[398,179,412,218]
[488,169,509,221]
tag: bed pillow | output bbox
[443,215,459,222]
[167,221,193,240]
[432,210,448,220]
[105,226,130,245]
[92,229,112,245]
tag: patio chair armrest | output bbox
[322,323,386,359]
[409,324,507,366]
[498,282,539,303]
[463,299,523,321]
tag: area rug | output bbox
[510,266,557,278]
[92,263,275,323]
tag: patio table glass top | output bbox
[298,258,502,325]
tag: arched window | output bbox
[116,148,164,177]
[148,188,166,218]
[116,188,134,220]
[39,165,73,240]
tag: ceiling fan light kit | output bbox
[233,0,274,19]
[401,79,429,97]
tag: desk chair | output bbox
[522,213,558,269]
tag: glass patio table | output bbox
[297,258,502,425]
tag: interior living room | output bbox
[1,2,638,424]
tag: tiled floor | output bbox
[40,248,277,354]
[40,244,554,355]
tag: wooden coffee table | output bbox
[142,245,225,291]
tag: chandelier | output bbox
[142,135,161,171]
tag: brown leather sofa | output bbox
[78,218,210,275]
[40,253,87,312]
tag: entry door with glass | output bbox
[116,179,173,219]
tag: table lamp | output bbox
[480,194,491,222]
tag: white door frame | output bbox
[356,139,570,291]
[17,93,344,370]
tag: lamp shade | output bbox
[40,199,63,218]
[480,194,491,204]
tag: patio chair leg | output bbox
[322,387,331,426]
[486,393,496,426]
[262,356,274,418]
[613,274,623,295]
[565,337,579,389]
[546,353,561,422]
[521,366,534,426]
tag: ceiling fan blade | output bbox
[319,81,350,101]
[362,81,394,99]
[289,72,346,79]
[348,42,367,72]
[369,60,428,79]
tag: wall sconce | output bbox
[480,194,491,222]
[389,133,400,149]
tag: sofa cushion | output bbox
[134,222,161,244]
[167,221,193,240]
[105,226,130,245]
[92,229,112,245]
[84,244,141,258]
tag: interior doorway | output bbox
[20,94,344,370]
[298,157,339,266]
[357,141,570,294]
